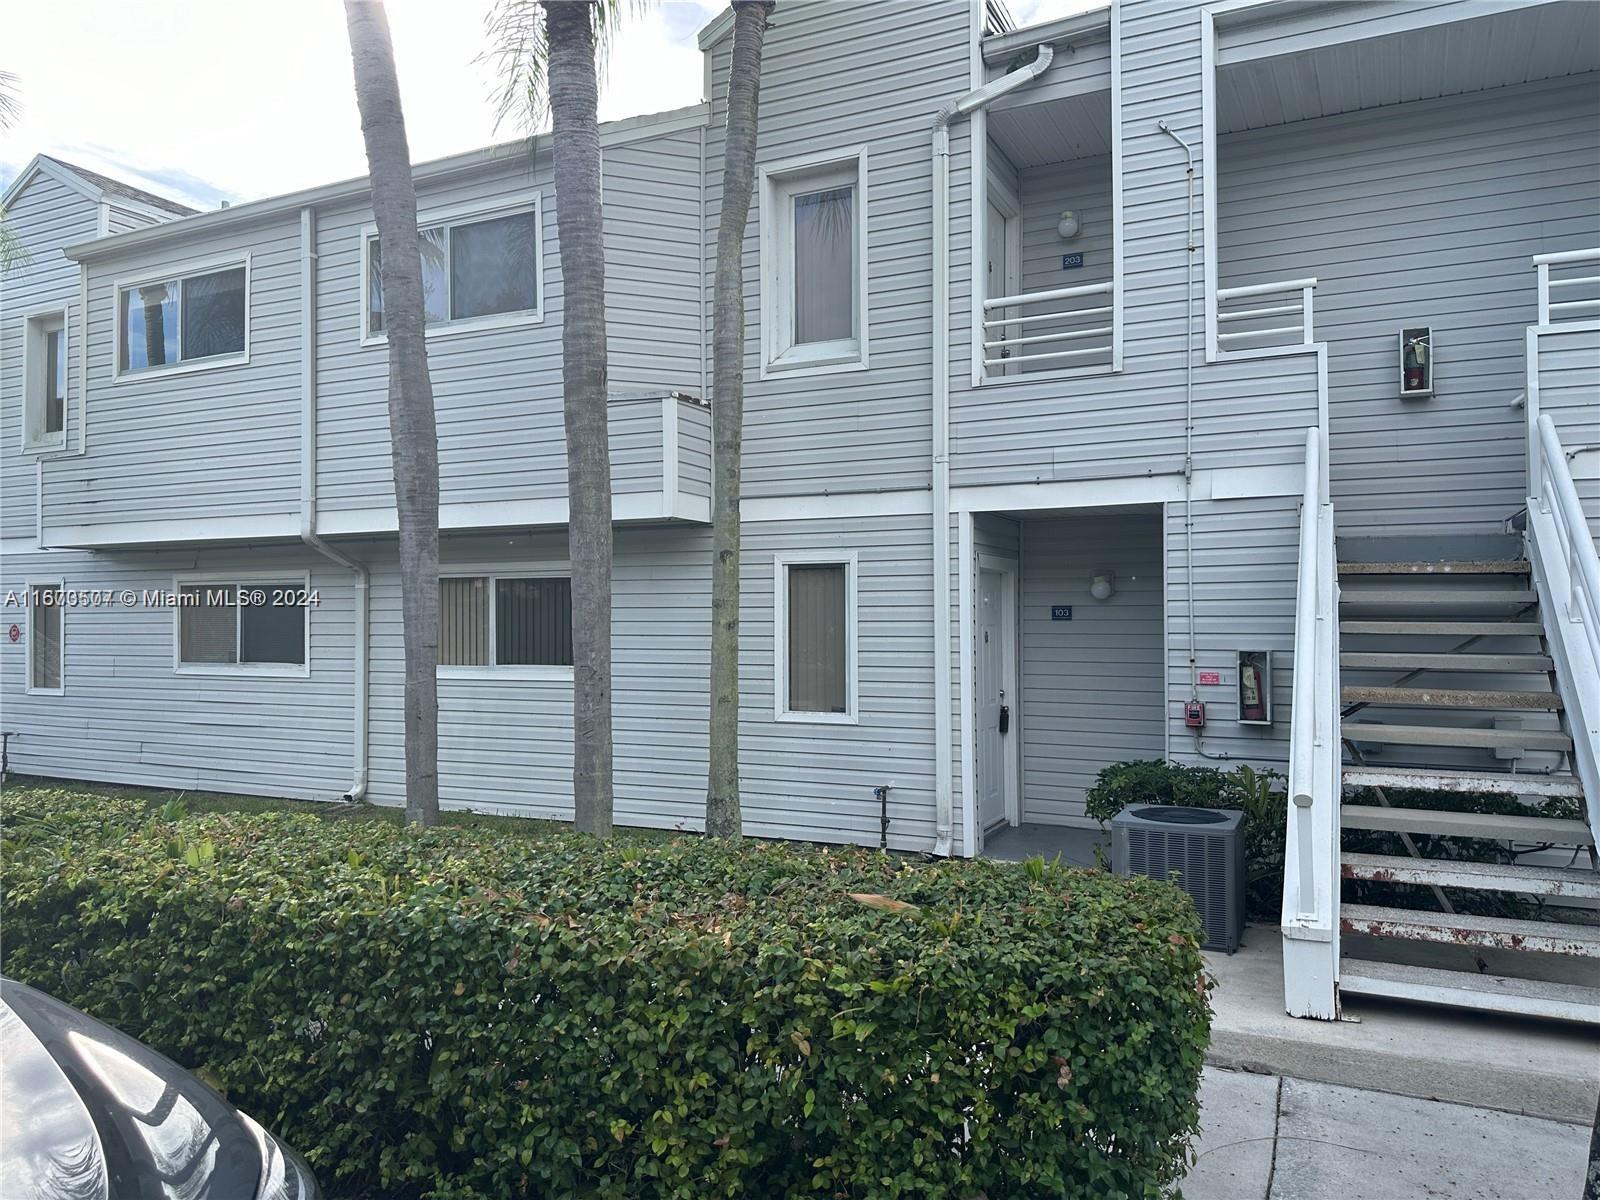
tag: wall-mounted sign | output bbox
[1197,670,1222,686]
[1051,605,1073,621]
[1061,253,1084,270]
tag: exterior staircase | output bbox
[1334,551,1600,1023]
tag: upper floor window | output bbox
[117,260,249,376]
[364,202,542,340]
[23,311,66,451]
[438,572,572,676]
[760,149,868,377]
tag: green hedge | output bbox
[2,788,1210,1200]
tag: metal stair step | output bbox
[1342,765,1584,800]
[1339,588,1538,607]
[1337,560,1531,576]
[1341,852,1600,898]
[1340,903,1600,957]
[1340,651,1553,672]
[1340,804,1595,845]
[1341,685,1562,711]
[1338,960,1600,1024]
[1339,620,1544,637]
[1341,722,1572,751]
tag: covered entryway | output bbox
[968,505,1166,859]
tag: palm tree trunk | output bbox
[344,0,441,826]
[705,2,774,839]
[545,0,613,836]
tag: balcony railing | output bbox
[982,280,1114,375]
[1535,247,1600,326]
[1215,277,1317,356]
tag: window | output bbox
[761,150,868,375]
[23,312,67,451]
[774,553,858,723]
[175,581,308,672]
[117,262,248,374]
[439,574,572,673]
[26,584,63,695]
[366,204,541,338]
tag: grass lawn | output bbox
[0,774,674,842]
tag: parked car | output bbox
[0,977,319,1199]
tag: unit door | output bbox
[986,201,1018,377]
[977,567,1008,830]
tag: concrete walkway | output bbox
[1184,1066,1593,1199]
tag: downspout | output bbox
[930,43,1054,857]
[297,204,370,801]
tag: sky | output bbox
[2,0,1100,212]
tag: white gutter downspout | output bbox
[297,204,370,801]
[930,43,1054,857]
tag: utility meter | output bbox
[1400,327,1433,398]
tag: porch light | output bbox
[1090,571,1116,601]
[1056,210,1081,240]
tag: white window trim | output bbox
[436,564,574,681]
[759,147,870,379]
[24,579,65,697]
[773,549,859,725]
[112,252,252,382]
[359,195,546,348]
[19,307,68,454]
[171,569,312,678]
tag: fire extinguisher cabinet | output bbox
[1236,649,1273,726]
[1400,326,1433,398]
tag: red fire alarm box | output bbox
[1184,700,1206,728]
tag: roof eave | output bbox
[980,6,1112,65]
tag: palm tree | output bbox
[705,2,775,839]
[487,0,623,836]
[343,0,442,826]
[1,70,32,277]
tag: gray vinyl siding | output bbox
[44,209,304,537]
[1,174,96,541]
[951,0,1324,489]
[314,130,704,522]
[1218,73,1600,536]
[1019,510,1166,824]
[106,205,173,235]
[1163,494,1298,771]
[705,0,972,499]
[0,545,354,797]
[1536,327,1600,547]
[739,514,937,851]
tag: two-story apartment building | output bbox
[4,0,1598,1021]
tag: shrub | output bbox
[2,787,1210,1200]
[1084,760,1287,920]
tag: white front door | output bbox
[977,567,1009,830]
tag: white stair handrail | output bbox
[1282,426,1341,1020]
[1527,413,1600,834]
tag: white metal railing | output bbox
[1282,426,1341,1021]
[1535,247,1600,326]
[1527,413,1600,834]
[982,280,1114,374]
[1216,277,1317,355]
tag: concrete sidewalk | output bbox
[1184,1066,1593,1199]
[1204,929,1600,1124]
